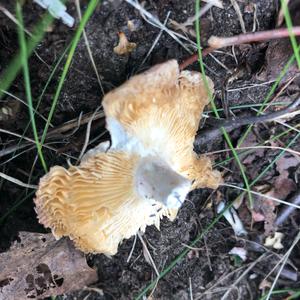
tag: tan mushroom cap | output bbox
[103,60,221,189]
[34,151,176,255]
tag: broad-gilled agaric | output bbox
[34,60,221,255]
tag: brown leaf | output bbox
[276,154,300,176]
[272,175,296,200]
[0,232,97,299]
[239,131,265,165]
[251,173,296,235]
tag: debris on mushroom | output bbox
[103,60,221,189]
[35,60,221,254]
[264,232,284,250]
[113,32,136,55]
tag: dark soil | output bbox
[1,0,300,299]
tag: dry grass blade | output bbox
[221,183,300,209]
[0,4,32,36]
[220,253,267,300]
[77,107,101,162]
[264,231,300,300]
[137,232,159,277]
[207,146,300,157]
[0,171,37,189]
[74,0,104,95]
[229,0,246,33]
[125,0,194,53]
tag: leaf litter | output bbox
[0,232,97,300]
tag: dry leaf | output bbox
[276,153,300,175]
[251,185,277,235]
[0,232,97,299]
[251,153,298,234]
[239,131,265,165]
[113,32,136,55]
[260,0,300,83]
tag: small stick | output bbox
[180,47,213,70]
[180,26,300,70]
[194,96,300,146]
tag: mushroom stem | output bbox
[135,157,191,209]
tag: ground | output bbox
[0,0,300,299]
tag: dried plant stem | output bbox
[194,96,300,146]
[180,26,300,69]
[0,171,37,189]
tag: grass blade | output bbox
[40,0,101,145]
[194,0,253,207]
[16,1,47,172]
[280,0,300,68]
[0,10,54,98]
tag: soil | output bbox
[1,0,300,299]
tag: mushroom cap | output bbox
[103,60,221,188]
[34,151,177,255]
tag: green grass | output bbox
[0,10,54,99]
[16,2,48,172]
[281,0,300,68]
[0,0,101,227]
[12,43,71,154]
[40,0,101,146]
[237,48,299,147]
[259,288,300,300]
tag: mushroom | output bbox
[35,151,191,255]
[102,60,221,189]
[35,60,221,254]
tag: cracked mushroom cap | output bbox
[34,151,191,255]
[102,60,221,189]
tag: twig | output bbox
[179,26,300,69]
[194,96,300,146]
[207,145,300,157]
[179,47,214,70]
